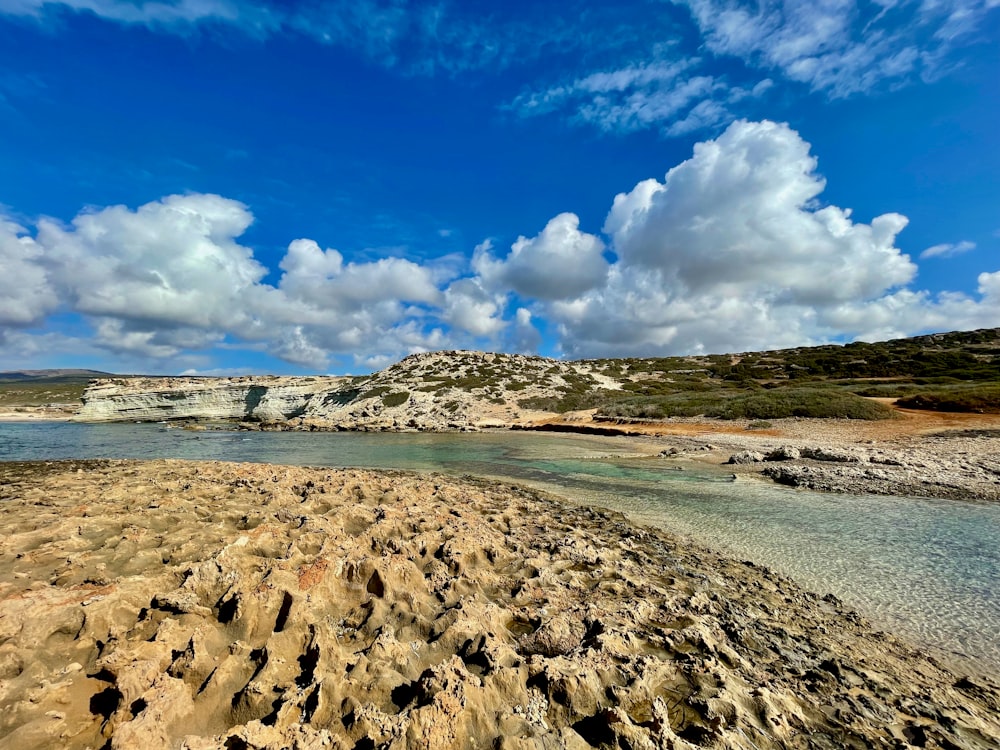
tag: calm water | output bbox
[2,422,998,674]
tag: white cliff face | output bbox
[74,377,349,423]
[75,351,618,430]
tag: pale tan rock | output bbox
[0,459,998,749]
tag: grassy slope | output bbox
[524,327,1000,420]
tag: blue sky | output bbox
[0,0,997,374]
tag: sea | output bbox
[1,421,998,675]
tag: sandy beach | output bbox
[1,459,997,749]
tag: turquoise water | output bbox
[1,422,998,674]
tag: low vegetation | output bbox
[597,388,895,421]
[0,381,89,407]
[381,391,410,408]
[895,384,1000,414]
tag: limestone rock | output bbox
[1,460,998,749]
[726,450,765,464]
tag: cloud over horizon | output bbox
[2,119,997,373]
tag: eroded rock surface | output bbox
[1,460,998,749]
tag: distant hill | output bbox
[0,370,114,409]
[0,369,112,383]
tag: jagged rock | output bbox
[800,447,863,463]
[3,460,996,749]
[766,445,801,461]
[726,450,765,464]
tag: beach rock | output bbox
[726,450,765,464]
[766,445,801,461]
[1,460,999,749]
[800,446,863,463]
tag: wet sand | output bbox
[1,460,998,749]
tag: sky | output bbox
[0,0,998,375]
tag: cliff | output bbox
[75,352,615,430]
[76,376,349,423]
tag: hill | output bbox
[70,327,1000,428]
[0,369,112,410]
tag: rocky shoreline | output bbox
[649,426,1000,503]
[9,396,1000,502]
[1,459,998,749]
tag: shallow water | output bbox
[2,422,998,674]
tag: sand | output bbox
[0,459,998,749]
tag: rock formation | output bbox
[1,460,998,748]
[75,352,621,431]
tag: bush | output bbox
[597,388,895,421]
[895,385,1000,413]
[596,393,724,419]
[518,390,617,413]
[358,386,392,401]
[381,391,410,408]
[717,389,895,420]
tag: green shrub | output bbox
[597,388,895,420]
[895,385,1000,413]
[381,391,410,408]
[518,390,616,413]
[358,386,392,401]
[717,389,894,420]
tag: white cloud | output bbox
[0,0,576,75]
[474,213,609,300]
[0,0,254,26]
[36,193,266,332]
[0,217,58,326]
[510,307,542,353]
[531,119,997,357]
[3,121,997,371]
[605,120,914,302]
[277,238,440,311]
[0,193,466,370]
[508,58,755,137]
[441,278,506,337]
[920,240,976,259]
[674,0,998,97]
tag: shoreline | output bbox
[1,459,998,748]
[8,400,1000,503]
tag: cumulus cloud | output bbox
[36,193,266,331]
[441,278,506,337]
[2,121,998,371]
[920,240,976,259]
[277,238,440,311]
[474,213,609,300]
[0,194,468,371]
[605,119,914,303]
[510,307,542,353]
[533,119,997,357]
[0,217,58,326]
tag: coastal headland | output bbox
[2,327,989,502]
[1,459,998,749]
